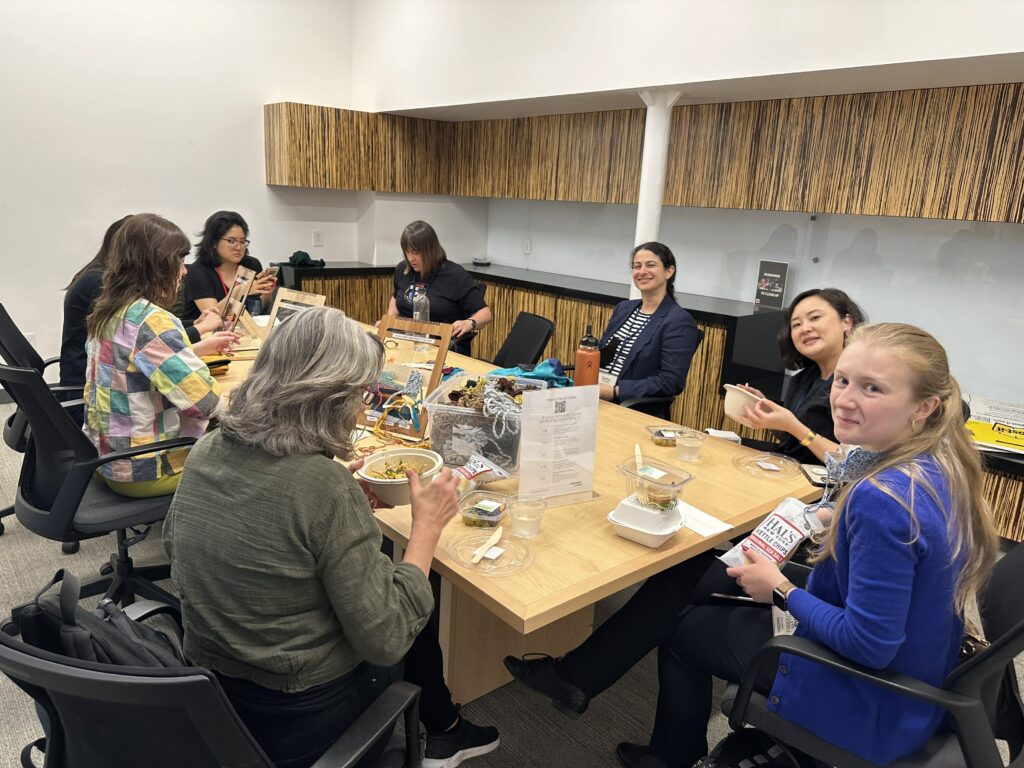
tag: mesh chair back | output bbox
[0,365,99,532]
[0,303,45,371]
[0,630,272,768]
[492,312,554,369]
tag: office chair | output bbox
[0,303,84,537]
[725,541,1024,768]
[0,626,422,768]
[0,364,192,606]
[618,327,705,421]
[492,311,555,369]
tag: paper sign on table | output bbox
[518,385,599,503]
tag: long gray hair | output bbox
[219,306,384,458]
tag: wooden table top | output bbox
[214,332,819,635]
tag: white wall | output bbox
[362,194,489,266]
[0,0,357,360]
[486,199,1024,403]
[351,0,1024,112]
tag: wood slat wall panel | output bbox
[447,120,514,198]
[302,275,393,326]
[985,471,1024,542]
[606,109,646,205]
[555,111,614,203]
[505,115,561,200]
[665,83,1024,222]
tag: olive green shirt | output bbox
[164,430,433,692]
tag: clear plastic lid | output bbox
[644,425,688,445]
[618,458,694,510]
[458,490,509,528]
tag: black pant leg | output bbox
[402,570,461,735]
[558,551,717,697]
[650,604,774,768]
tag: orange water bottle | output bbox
[574,324,600,386]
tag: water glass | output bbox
[508,494,547,538]
[675,428,707,462]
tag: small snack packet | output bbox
[452,453,510,495]
[719,497,823,567]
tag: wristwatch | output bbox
[772,580,796,611]
[469,318,478,330]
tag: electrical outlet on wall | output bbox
[522,239,531,255]
[312,229,324,248]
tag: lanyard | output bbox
[215,267,231,297]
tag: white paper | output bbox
[517,386,599,499]
[705,428,742,444]
[677,500,732,537]
[772,605,799,636]
[484,546,505,560]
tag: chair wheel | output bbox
[100,563,113,576]
[61,541,80,555]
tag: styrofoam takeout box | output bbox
[607,497,686,548]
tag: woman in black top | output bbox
[60,215,222,391]
[505,288,866,724]
[181,211,276,325]
[736,287,866,464]
[384,220,492,356]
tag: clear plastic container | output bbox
[644,425,688,446]
[424,374,547,471]
[459,490,508,528]
[617,457,694,511]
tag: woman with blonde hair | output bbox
[617,323,998,768]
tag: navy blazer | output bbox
[599,295,701,402]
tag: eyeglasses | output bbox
[220,237,250,248]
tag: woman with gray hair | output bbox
[164,306,499,768]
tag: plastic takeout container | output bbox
[722,384,762,424]
[459,490,508,528]
[608,497,685,548]
[356,448,443,507]
[617,457,693,511]
[425,374,547,471]
[645,425,688,446]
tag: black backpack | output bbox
[10,569,184,667]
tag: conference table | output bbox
[216,333,819,702]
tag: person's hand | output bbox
[408,467,460,532]
[450,319,475,338]
[736,383,766,399]
[194,308,223,335]
[599,383,614,400]
[740,398,799,433]
[347,459,391,509]
[193,331,239,357]
[725,549,788,603]
[252,273,276,299]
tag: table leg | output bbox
[437,578,595,703]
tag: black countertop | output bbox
[296,261,767,322]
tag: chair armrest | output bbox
[123,599,182,627]
[47,384,83,394]
[41,357,61,372]
[312,680,421,768]
[619,395,674,409]
[82,437,198,471]
[59,399,85,410]
[729,635,982,732]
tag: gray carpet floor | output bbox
[0,403,732,767]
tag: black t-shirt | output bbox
[182,255,263,324]
[392,260,486,325]
[774,364,836,465]
[59,270,103,386]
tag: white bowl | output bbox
[722,384,762,424]
[607,498,685,548]
[356,448,443,507]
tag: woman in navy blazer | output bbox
[597,242,701,414]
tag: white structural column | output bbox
[631,88,681,298]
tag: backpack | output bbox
[11,569,184,667]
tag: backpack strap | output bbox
[57,571,82,628]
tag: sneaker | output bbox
[423,713,500,768]
[503,653,589,717]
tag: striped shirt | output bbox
[602,308,652,376]
[84,299,220,483]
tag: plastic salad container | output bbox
[459,490,509,528]
[617,457,694,511]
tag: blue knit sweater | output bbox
[770,457,963,764]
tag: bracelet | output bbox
[799,430,817,447]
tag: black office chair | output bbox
[0,364,192,606]
[0,304,85,537]
[618,327,705,421]
[492,312,555,369]
[725,541,1024,768]
[0,627,422,768]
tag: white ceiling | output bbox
[388,51,1024,121]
